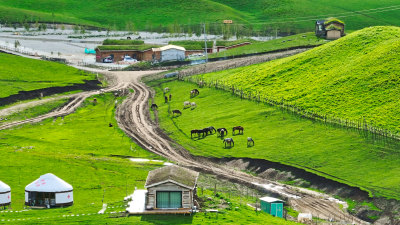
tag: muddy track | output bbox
[114,72,369,224]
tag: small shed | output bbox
[0,180,11,207]
[315,18,345,39]
[152,45,186,62]
[260,196,284,218]
[25,173,73,208]
[145,165,199,210]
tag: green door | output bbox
[271,203,283,218]
[156,191,182,208]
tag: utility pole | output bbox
[203,23,208,63]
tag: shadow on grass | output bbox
[140,214,194,224]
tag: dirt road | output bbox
[113,71,369,225]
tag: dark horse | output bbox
[191,129,207,138]
[190,89,200,97]
[232,126,244,135]
[217,128,228,137]
[151,103,158,110]
[172,110,182,116]
[203,126,216,135]
[164,96,168,103]
[223,138,234,148]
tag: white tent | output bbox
[25,173,73,207]
[0,180,11,206]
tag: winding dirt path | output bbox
[113,71,369,225]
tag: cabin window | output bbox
[156,191,182,208]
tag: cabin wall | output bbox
[160,49,185,62]
[327,30,341,40]
[146,182,193,209]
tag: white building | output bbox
[152,45,186,62]
[25,173,73,208]
[0,180,11,207]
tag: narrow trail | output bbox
[113,71,369,225]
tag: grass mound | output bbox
[197,26,400,133]
[0,53,97,98]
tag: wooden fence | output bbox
[181,76,399,141]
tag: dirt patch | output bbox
[0,79,101,106]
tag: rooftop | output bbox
[145,165,199,189]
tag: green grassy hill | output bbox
[197,26,400,133]
[0,0,399,32]
[0,53,97,99]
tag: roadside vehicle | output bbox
[103,56,113,63]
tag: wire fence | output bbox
[181,76,400,141]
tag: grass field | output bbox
[196,26,400,133]
[0,53,97,99]
[0,93,298,224]
[0,0,399,32]
[208,32,326,58]
[148,79,400,200]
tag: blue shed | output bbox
[260,196,284,218]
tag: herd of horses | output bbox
[155,86,254,148]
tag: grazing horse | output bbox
[232,126,244,135]
[183,101,191,109]
[204,126,216,135]
[247,137,254,147]
[191,129,199,138]
[172,110,182,116]
[191,129,207,138]
[164,96,168,103]
[190,89,200,97]
[217,128,228,137]
[191,102,197,109]
[151,103,158,110]
[223,138,234,148]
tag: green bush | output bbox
[103,39,144,45]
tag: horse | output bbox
[191,102,197,109]
[232,126,244,135]
[172,110,182,116]
[169,94,172,101]
[204,126,216,135]
[151,103,158,110]
[247,137,254,147]
[164,96,168,103]
[191,129,199,138]
[183,101,191,109]
[223,138,234,148]
[191,129,207,138]
[217,128,228,137]
[190,89,200,97]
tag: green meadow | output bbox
[148,79,400,200]
[0,0,399,31]
[0,53,97,98]
[196,26,400,133]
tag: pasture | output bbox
[0,92,297,224]
[0,0,399,31]
[195,26,400,134]
[148,79,400,200]
[0,53,97,98]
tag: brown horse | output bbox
[232,126,244,135]
[191,129,207,138]
[151,103,158,110]
[223,138,234,148]
[172,110,182,116]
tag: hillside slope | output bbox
[0,0,399,31]
[197,26,400,133]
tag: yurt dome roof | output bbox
[25,173,72,192]
[0,180,10,192]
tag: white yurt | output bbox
[0,180,11,207]
[25,173,73,208]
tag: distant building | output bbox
[152,45,186,62]
[95,48,154,63]
[315,18,345,40]
[25,173,73,208]
[259,196,285,218]
[145,165,199,210]
[0,180,11,207]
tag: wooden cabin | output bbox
[315,18,345,39]
[145,165,199,210]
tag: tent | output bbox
[0,180,11,207]
[25,173,73,208]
